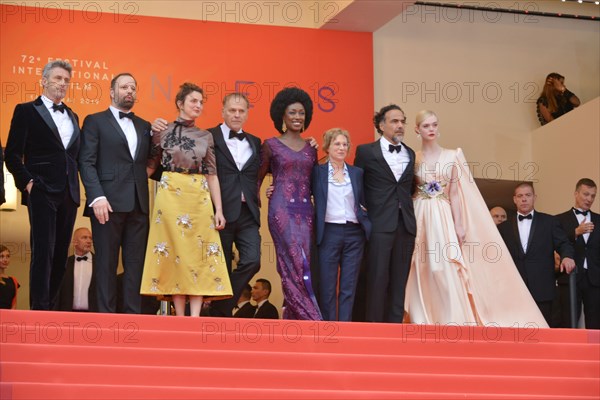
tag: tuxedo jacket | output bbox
[254,300,279,319]
[312,162,372,244]
[353,140,416,235]
[208,125,262,225]
[498,211,574,302]
[4,97,80,205]
[54,254,98,312]
[556,209,600,287]
[233,301,256,318]
[79,109,151,215]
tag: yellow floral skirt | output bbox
[140,171,232,300]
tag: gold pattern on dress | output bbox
[196,235,204,248]
[153,242,169,264]
[155,209,162,224]
[206,242,221,258]
[190,269,198,284]
[201,177,209,191]
[176,188,182,196]
[215,277,224,291]
[190,176,197,185]
[174,283,180,293]
[175,256,180,264]
[209,216,215,230]
[159,175,169,189]
[150,278,159,293]
[176,214,192,236]
[209,265,216,273]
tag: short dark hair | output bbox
[270,87,313,134]
[0,244,9,254]
[514,182,535,195]
[110,73,136,91]
[373,104,404,134]
[222,92,249,108]
[240,284,252,299]
[256,278,272,296]
[576,178,597,191]
[175,82,204,110]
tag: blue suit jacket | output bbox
[312,162,371,245]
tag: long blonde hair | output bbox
[415,110,438,128]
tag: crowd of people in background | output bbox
[0,61,597,330]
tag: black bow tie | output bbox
[229,130,246,141]
[119,111,134,120]
[52,103,66,113]
[574,208,589,216]
[518,214,533,221]
[76,256,88,262]
[389,144,402,153]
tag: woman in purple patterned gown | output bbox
[258,88,322,320]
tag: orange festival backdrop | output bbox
[1,4,375,160]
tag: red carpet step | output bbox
[1,310,598,399]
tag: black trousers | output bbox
[28,186,77,310]
[211,203,261,316]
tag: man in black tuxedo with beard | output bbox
[354,104,416,323]
[151,93,262,317]
[5,60,80,310]
[556,178,600,329]
[79,73,151,314]
[498,182,575,325]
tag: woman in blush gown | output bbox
[258,87,322,320]
[405,110,548,328]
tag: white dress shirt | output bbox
[109,105,137,159]
[220,123,252,202]
[324,162,358,224]
[41,95,74,149]
[254,299,268,315]
[233,300,250,316]
[380,137,410,182]
[517,210,534,253]
[72,252,93,311]
[574,208,590,269]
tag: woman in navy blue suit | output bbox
[312,128,371,321]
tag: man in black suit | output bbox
[252,278,279,319]
[79,73,151,313]
[353,104,416,323]
[4,60,80,310]
[54,227,97,312]
[207,93,262,316]
[151,93,262,317]
[232,284,256,318]
[556,178,600,329]
[498,182,575,325]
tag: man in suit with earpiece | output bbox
[556,178,600,329]
[498,182,575,325]
[252,278,279,319]
[54,227,98,312]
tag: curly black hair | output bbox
[373,104,404,134]
[270,87,313,134]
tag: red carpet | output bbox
[1,310,598,399]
